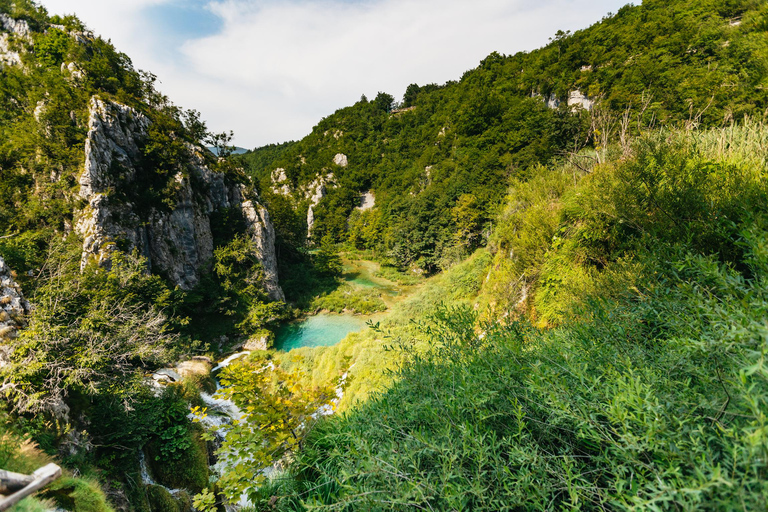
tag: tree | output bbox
[1,245,177,413]
[452,193,484,250]
[206,130,235,158]
[373,91,395,113]
[314,235,343,276]
[192,354,333,510]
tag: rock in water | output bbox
[75,96,284,298]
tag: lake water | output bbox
[273,313,369,351]
[273,258,412,351]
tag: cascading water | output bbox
[196,351,257,511]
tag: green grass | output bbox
[310,284,387,314]
[252,124,768,510]
[373,265,425,286]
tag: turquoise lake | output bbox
[274,313,369,351]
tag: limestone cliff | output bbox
[305,172,335,238]
[76,97,284,301]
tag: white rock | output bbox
[270,168,291,195]
[357,191,375,211]
[333,153,348,167]
[241,199,285,301]
[243,334,270,351]
[304,173,336,237]
[0,33,21,67]
[0,256,30,342]
[567,89,593,110]
[547,93,560,109]
[0,14,30,37]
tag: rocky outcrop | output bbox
[357,191,375,211]
[305,173,335,238]
[567,90,593,110]
[0,14,30,37]
[75,96,284,299]
[241,199,285,301]
[0,256,29,342]
[542,90,593,111]
[546,93,560,109]
[271,168,291,195]
[0,14,29,68]
[333,153,348,167]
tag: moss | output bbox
[145,426,209,493]
[8,497,54,512]
[46,477,114,512]
[174,490,192,512]
[146,485,179,512]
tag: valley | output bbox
[1,0,768,511]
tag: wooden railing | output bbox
[0,464,61,511]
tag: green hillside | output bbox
[253,123,768,510]
[239,0,768,273]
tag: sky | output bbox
[38,0,632,148]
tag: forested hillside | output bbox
[240,0,768,273]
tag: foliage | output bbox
[1,244,177,413]
[146,424,209,493]
[192,354,334,510]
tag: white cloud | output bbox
[38,0,630,148]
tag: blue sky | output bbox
[39,0,633,148]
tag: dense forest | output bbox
[1,0,768,511]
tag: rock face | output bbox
[305,173,335,238]
[241,200,285,301]
[333,153,348,167]
[547,93,560,109]
[567,90,593,110]
[75,96,284,300]
[357,191,376,211]
[0,13,30,37]
[0,256,29,341]
[0,14,29,68]
[270,167,291,195]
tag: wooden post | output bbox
[0,464,61,511]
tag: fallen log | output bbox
[0,464,61,511]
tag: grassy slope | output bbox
[250,123,768,510]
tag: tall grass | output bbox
[256,124,768,510]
